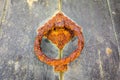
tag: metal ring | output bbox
[34,12,84,66]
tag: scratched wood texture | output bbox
[0,0,120,80]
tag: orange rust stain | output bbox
[54,64,68,72]
[106,47,112,55]
[44,27,74,50]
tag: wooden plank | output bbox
[107,0,120,54]
[62,0,119,80]
[107,0,120,79]
[0,0,119,80]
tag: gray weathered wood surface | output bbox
[0,0,119,80]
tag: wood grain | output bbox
[0,0,119,80]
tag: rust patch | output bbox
[106,47,112,55]
[34,12,84,72]
[44,27,74,50]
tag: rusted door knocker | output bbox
[34,0,84,80]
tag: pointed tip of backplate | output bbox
[37,11,83,34]
[36,11,84,50]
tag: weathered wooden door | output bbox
[0,0,119,80]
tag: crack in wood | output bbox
[0,0,8,31]
[98,50,104,80]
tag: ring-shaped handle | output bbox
[34,12,84,67]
